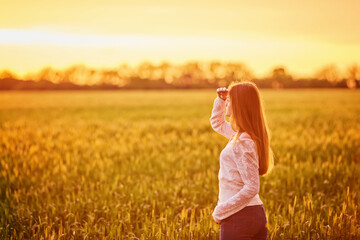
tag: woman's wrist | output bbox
[217,96,226,102]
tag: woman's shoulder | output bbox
[231,132,256,154]
[232,132,255,145]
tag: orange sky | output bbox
[0,0,359,78]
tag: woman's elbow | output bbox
[210,118,221,131]
[246,185,259,197]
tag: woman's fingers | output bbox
[217,87,228,93]
[217,89,229,96]
[217,87,228,100]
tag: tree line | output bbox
[0,61,359,90]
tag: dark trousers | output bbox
[220,205,268,240]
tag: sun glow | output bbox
[1,0,360,78]
[0,29,171,48]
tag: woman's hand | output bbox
[217,87,229,101]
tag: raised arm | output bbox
[210,96,236,139]
[212,140,260,221]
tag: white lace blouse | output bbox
[210,96,263,222]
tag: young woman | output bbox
[210,81,274,240]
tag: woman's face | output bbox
[225,97,232,117]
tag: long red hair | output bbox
[228,81,274,176]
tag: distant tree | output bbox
[116,63,132,87]
[0,70,17,79]
[315,64,340,83]
[36,66,56,82]
[346,64,360,89]
[266,66,293,88]
[3,60,358,90]
[100,70,121,86]
[137,61,154,80]
[181,61,208,88]
[225,62,253,83]
[209,61,227,87]
[63,65,83,85]
[158,61,174,84]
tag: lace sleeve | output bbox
[212,140,260,222]
[209,97,236,139]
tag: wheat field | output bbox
[0,89,359,239]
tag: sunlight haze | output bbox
[1,0,359,78]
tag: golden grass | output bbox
[0,89,359,239]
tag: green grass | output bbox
[0,89,359,239]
